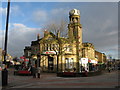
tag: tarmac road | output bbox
[2,68,120,89]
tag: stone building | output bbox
[0,48,2,64]
[95,51,107,63]
[24,9,107,72]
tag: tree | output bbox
[42,20,68,72]
[43,20,68,37]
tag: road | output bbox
[2,68,120,89]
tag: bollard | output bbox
[2,68,8,86]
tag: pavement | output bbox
[1,68,120,89]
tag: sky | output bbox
[0,1,118,59]
[1,0,120,2]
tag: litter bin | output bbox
[2,68,8,86]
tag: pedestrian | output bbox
[37,67,41,78]
[73,67,76,72]
[84,70,88,77]
[28,64,33,75]
[32,66,37,78]
[82,67,85,72]
[108,67,111,73]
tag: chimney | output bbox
[37,33,40,40]
[44,30,49,37]
[57,30,60,38]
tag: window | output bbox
[46,44,49,50]
[50,44,52,51]
[65,45,72,52]
[44,44,47,51]
[69,45,72,52]
[65,58,74,69]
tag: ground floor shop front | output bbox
[31,53,98,73]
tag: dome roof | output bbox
[69,9,80,16]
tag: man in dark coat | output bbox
[32,66,37,78]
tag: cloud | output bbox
[12,23,26,28]
[32,10,48,25]
[1,23,42,57]
[32,8,70,26]
[0,30,5,49]
[11,5,24,17]
[50,8,69,23]
[11,5,21,15]
[0,7,7,15]
[0,5,24,17]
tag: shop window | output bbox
[65,58,74,69]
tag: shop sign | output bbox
[80,58,88,64]
[42,51,56,54]
[91,60,96,63]
[24,58,29,62]
[88,60,91,63]
[95,61,98,64]
[20,56,25,59]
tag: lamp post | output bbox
[2,0,10,86]
[3,0,10,65]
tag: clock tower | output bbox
[68,9,82,72]
[68,9,82,44]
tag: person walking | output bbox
[108,67,111,73]
[37,67,41,78]
[32,66,37,78]
[73,67,76,72]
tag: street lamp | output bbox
[3,0,10,65]
[2,0,10,86]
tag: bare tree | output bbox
[43,20,68,37]
[41,20,68,72]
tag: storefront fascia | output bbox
[80,58,98,72]
[79,58,88,72]
[42,51,57,55]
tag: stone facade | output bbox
[0,48,2,62]
[95,51,107,63]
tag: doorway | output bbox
[48,56,54,71]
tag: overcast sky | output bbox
[0,2,118,59]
